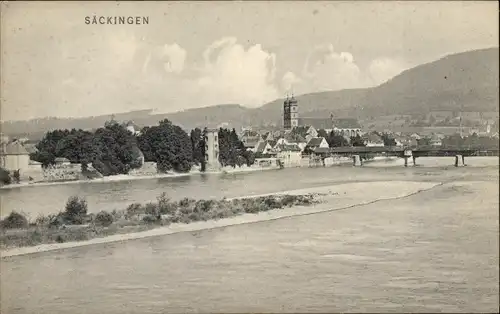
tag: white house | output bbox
[276,144,302,168]
[0,142,30,171]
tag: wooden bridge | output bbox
[311,146,499,167]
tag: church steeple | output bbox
[283,91,298,130]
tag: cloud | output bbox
[279,44,369,95]
[368,58,410,85]
[302,44,367,91]
[195,37,279,106]
[280,44,411,96]
[281,71,302,92]
[161,43,187,74]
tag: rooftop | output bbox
[306,137,326,148]
[0,142,29,156]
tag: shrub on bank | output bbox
[1,211,29,229]
[64,196,88,224]
[94,211,114,227]
[1,191,321,250]
[125,203,144,219]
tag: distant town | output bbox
[1,94,498,187]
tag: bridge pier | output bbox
[403,149,413,167]
[455,155,465,167]
[352,155,362,167]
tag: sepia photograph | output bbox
[0,1,499,313]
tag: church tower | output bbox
[283,93,299,130]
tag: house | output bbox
[240,130,261,151]
[276,144,302,168]
[363,133,384,147]
[243,138,260,151]
[0,133,9,144]
[124,121,141,136]
[393,136,406,147]
[0,141,30,171]
[304,137,329,153]
[254,140,276,155]
[290,125,317,142]
[54,157,71,166]
[429,134,443,147]
[410,133,421,140]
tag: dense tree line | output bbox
[31,120,143,176]
[441,133,498,149]
[31,119,258,177]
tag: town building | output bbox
[304,137,329,152]
[254,140,277,155]
[0,141,30,171]
[240,129,261,151]
[204,129,220,170]
[124,121,141,136]
[276,144,302,168]
[362,132,385,147]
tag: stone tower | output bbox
[283,94,299,130]
[204,128,220,171]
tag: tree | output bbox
[350,134,366,147]
[327,131,349,147]
[138,119,193,173]
[317,129,328,139]
[380,133,397,146]
[190,128,206,171]
[137,126,155,162]
[217,128,253,167]
[90,123,141,176]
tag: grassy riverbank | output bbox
[0,192,320,250]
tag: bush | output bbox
[144,203,159,217]
[94,211,114,227]
[142,214,159,224]
[262,196,282,209]
[280,195,297,207]
[1,211,29,229]
[12,170,20,184]
[125,203,144,218]
[157,192,177,215]
[0,167,12,185]
[194,199,214,213]
[64,196,88,224]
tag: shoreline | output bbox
[0,164,281,191]
[1,180,442,258]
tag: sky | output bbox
[1,1,498,121]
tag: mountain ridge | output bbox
[1,47,498,138]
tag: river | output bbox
[1,157,499,313]
[0,157,498,218]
